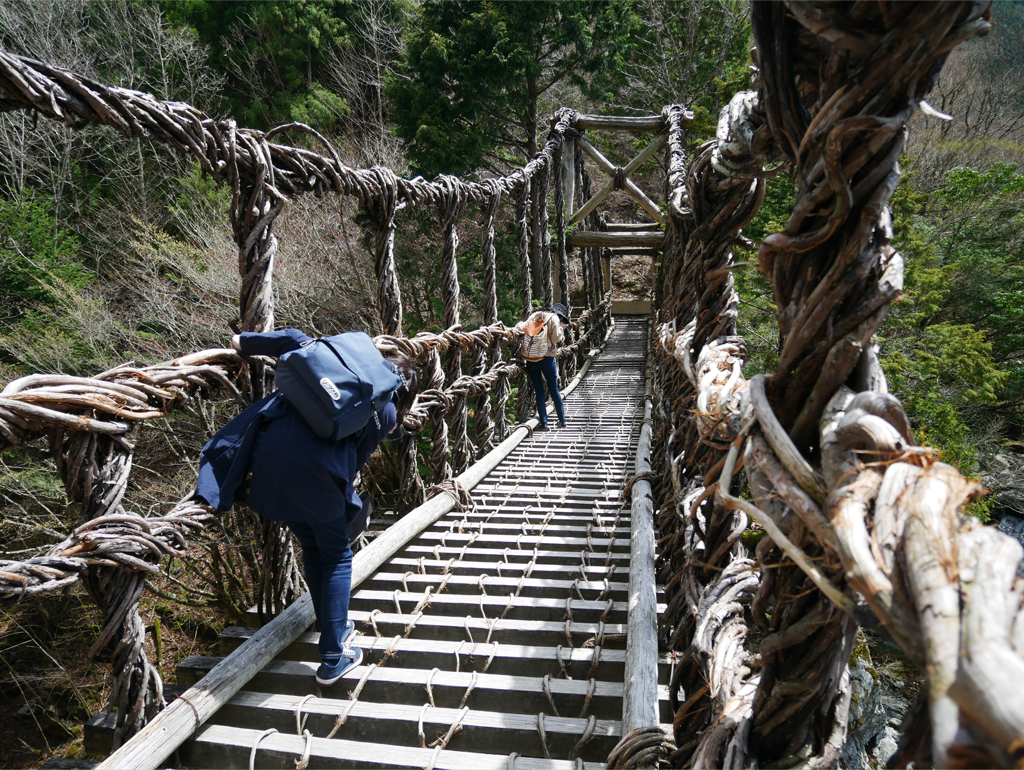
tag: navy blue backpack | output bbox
[275,331,402,441]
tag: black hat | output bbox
[551,303,570,323]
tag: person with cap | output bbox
[515,303,571,430]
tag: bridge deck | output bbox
[88,317,663,769]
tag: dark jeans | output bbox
[525,356,565,426]
[287,516,353,664]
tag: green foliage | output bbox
[388,0,639,176]
[735,171,799,376]
[620,0,752,146]
[288,82,349,133]
[879,167,1019,479]
[161,0,353,130]
[930,163,1024,396]
[0,191,89,329]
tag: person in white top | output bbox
[515,303,570,430]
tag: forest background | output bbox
[0,0,1021,766]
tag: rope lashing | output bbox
[537,162,554,308]
[249,728,279,770]
[542,674,560,717]
[366,165,404,337]
[429,705,470,750]
[606,726,676,769]
[458,671,479,708]
[424,479,474,511]
[568,715,597,760]
[536,712,552,759]
[293,694,316,735]
[323,663,378,740]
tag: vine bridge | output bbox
[3,4,1023,770]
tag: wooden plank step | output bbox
[465,499,626,512]
[438,518,627,534]
[472,481,631,494]
[400,544,630,566]
[470,485,630,499]
[500,443,635,454]
[415,532,630,552]
[348,610,627,648]
[85,688,619,761]
[363,571,631,600]
[388,557,625,580]
[439,511,628,528]
[498,446,635,457]
[219,627,675,684]
[492,456,634,468]
[427,521,631,538]
[173,657,665,721]
[242,609,624,651]
[348,590,629,625]
[179,723,607,769]
[472,483,631,494]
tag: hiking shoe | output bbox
[536,423,548,431]
[340,619,355,644]
[558,419,566,428]
[316,646,363,686]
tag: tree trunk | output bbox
[527,75,543,300]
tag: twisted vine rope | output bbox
[646,3,1024,769]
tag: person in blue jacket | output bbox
[196,328,418,686]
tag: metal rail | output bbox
[86,317,664,769]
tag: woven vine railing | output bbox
[642,2,1024,769]
[0,53,615,748]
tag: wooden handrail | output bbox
[622,353,660,732]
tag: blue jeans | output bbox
[525,357,565,426]
[287,517,352,664]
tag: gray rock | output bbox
[840,660,913,770]
[983,451,1024,516]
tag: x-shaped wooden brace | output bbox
[568,133,667,227]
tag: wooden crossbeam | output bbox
[574,115,668,132]
[605,222,660,232]
[568,231,664,249]
[605,248,660,258]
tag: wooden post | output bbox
[562,137,575,221]
[622,360,659,733]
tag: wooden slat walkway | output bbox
[88,317,665,769]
